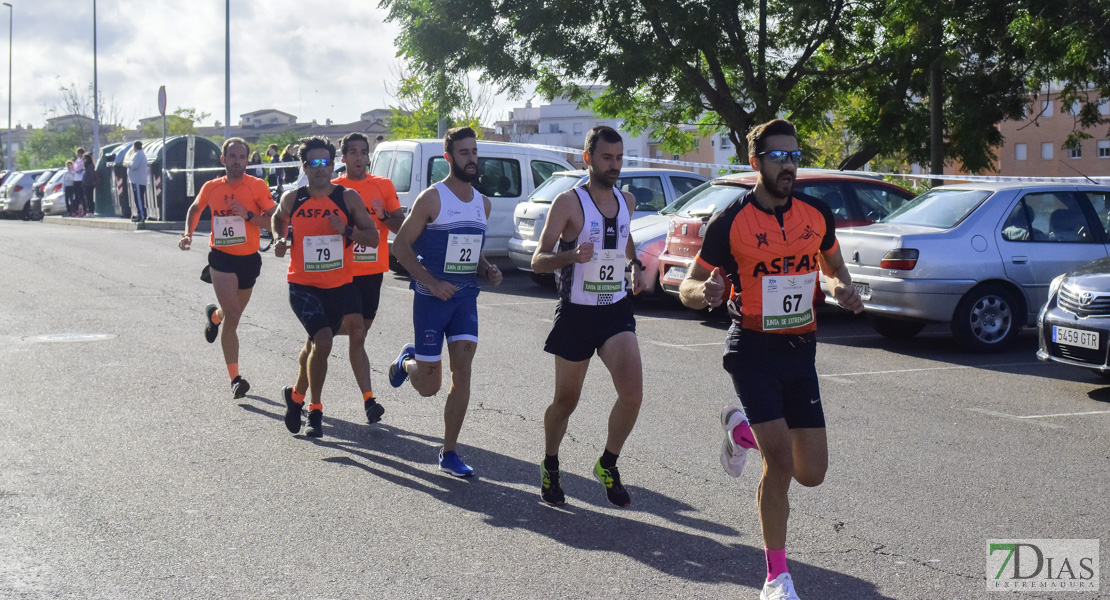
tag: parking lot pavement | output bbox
[2,221,1107,599]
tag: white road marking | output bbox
[965,408,1065,429]
[1017,410,1110,419]
[478,300,555,307]
[821,362,1042,378]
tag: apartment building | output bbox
[998,89,1110,178]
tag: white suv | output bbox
[508,168,708,291]
[370,139,574,259]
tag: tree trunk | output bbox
[929,28,945,187]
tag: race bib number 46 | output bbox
[213,215,246,247]
[583,249,625,294]
[445,234,482,273]
[761,271,817,330]
[303,235,343,272]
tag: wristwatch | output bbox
[343,225,354,238]
[626,257,644,272]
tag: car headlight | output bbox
[1047,273,1067,299]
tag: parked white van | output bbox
[369,139,575,258]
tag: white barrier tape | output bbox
[164,147,1110,185]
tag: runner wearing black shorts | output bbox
[179,137,276,399]
[679,119,863,600]
[531,126,647,508]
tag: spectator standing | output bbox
[128,141,150,222]
[248,151,264,179]
[72,148,86,216]
[265,144,280,186]
[281,144,298,184]
[62,160,76,216]
[81,154,98,216]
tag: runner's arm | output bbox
[343,189,381,248]
[531,190,591,273]
[819,245,863,313]
[393,188,455,298]
[179,194,207,250]
[620,190,646,294]
[477,195,502,285]
[679,260,724,309]
[271,190,297,258]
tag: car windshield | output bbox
[661,181,712,215]
[33,170,54,186]
[47,169,66,184]
[881,189,992,228]
[676,183,748,218]
[528,174,583,203]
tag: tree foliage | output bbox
[386,61,491,139]
[17,127,84,169]
[140,107,211,138]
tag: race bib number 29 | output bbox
[761,271,817,330]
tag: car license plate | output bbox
[517,219,535,236]
[666,266,687,282]
[1052,326,1099,350]
[852,282,871,301]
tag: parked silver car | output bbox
[508,168,708,291]
[0,169,49,220]
[832,182,1110,352]
[40,169,69,215]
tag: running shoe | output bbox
[720,404,757,477]
[540,462,565,506]
[231,375,250,399]
[592,460,630,507]
[306,409,324,438]
[438,449,474,477]
[283,386,303,434]
[364,398,385,424]
[389,344,416,388]
[761,573,801,600]
[204,304,220,343]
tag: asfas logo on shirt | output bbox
[751,252,822,276]
[293,207,344,219]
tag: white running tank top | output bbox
[554,186,630,306]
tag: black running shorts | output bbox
[352,273,384,321]
[544,297,636,362]
[288,282,359,338]
[722,324,825,429]
[208,249,262,290]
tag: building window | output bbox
[1100,100,1110,116]
[1041,142,1053,160]
[693,138,700,149]
[1041,100,1053,117]
[672,154,680,161]
[720,136,731,149]
[1015,143,1027,161]
[1070,145,1082,159]
[572,122,582,135]
[1070,100,1082,115]
[1098,141,1109,158]
[548,124,560,133]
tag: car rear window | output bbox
[527,173,583,203]
[662,181,712,215]
[429,157,523,198]
[883,189,992,228]
[617,176,666,212]
[676,184,748,217]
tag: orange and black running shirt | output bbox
[287,185,354,289]
[332,174,401,276]
[195,175,276,256]
[696,190,838,335]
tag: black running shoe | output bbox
[204,304,220,343]
[283,386,303,434]
[364,398,385,424]
[541,462,566,506]
[306,409,323,438]
[593,460,631,507]
[231,375,250,399]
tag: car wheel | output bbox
[869,315,926,339]
[529,272,555,287]
[20,203,30,221]
[951,284,1021,353]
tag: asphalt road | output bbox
[1,220,1107,600]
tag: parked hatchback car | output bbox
[40,169,69,215]
[657,171,915,300]
[1036,257,1110,377]
[833,182,1110,352]
[0,169,49,220]
[508,168,708,288]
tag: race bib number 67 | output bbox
[761,271,817,330]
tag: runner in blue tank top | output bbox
[389,126,503,478]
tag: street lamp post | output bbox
[3,3,11,171]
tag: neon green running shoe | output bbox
[592,459,630,507]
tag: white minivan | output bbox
[370,139,574,259]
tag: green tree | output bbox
[256,131,303,158]
[140,107,211,137]
[17,126,85,169]
[385,60,493,139]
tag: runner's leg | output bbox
[210,269,243,375]
[307,329,333,406]
[544,357,590,456]
[344,314,372,395]
[596,331,643,456]
[750,418,794,550]
[442,339,475,453]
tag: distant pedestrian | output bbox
[62,160,77,216]
[265,144,280,186]
[281,144,298,184]
[128,141,149,222]
[81,153,98,216]
[248,151,264,179]
[72,148,86,216]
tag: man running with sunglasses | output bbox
[679,119,863,600]
[271,136,381,438]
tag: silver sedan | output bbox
[830,182,1110,352]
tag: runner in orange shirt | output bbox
[271,136,381,438]
[179,137,277,399]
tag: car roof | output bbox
[933,181,1110,192]
[549,168,708,178]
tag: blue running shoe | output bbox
[389,344,416,388]
[438,449,474,477]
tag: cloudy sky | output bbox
[10,0,525,130]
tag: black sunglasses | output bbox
[757,150,804,164]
